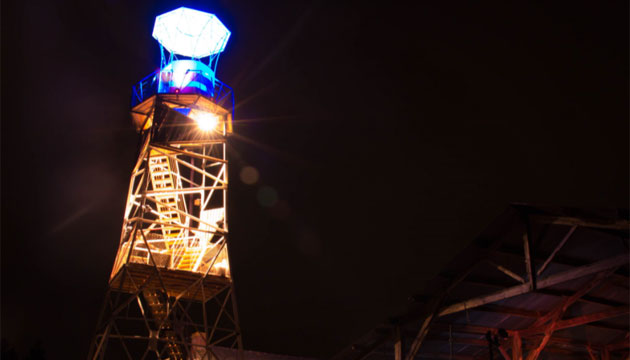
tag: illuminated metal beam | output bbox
[150,143,227,163]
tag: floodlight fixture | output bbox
[191,111,220,131]
[152,7,231,59]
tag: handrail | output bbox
[130,69,234,113]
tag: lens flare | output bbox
[192,112,220,131]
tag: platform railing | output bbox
[131,70,234,112]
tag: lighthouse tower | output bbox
[89,8,241,359]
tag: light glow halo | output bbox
[191,112,220,131]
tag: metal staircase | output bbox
[148,151,201,271]
[149,153,184,241]
[142,289,184,360]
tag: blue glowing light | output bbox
[152,7,231,58]
[158,59,215,95]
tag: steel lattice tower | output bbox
[89,8,242,360]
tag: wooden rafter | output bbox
[536,225,577,276]
[404,260,485,360]
[529,214,630,231]
[456,275,626,308]
[487,260,525,283]
[521,306,629,336]
[405,295,446,360]
[494,248,630,289]
[438,253,628,317]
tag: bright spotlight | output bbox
[192,112,220,131]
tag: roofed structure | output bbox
[333,204,629,360]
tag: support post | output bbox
[406,313,436,360]
[394,326,403,360]
[512,332,522,360]
[523,231,535,291]
[525,324,555,360]
[498,344,512,360]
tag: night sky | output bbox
[1,0,628,358]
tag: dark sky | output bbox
[1,0,627,358]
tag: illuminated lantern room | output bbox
[152,8,230,97]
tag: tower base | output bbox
[88,263,242,360]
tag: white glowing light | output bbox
[192,112,220,131]
[152,7,231,58]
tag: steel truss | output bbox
[89,94,241,360]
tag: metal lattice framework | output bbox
[111,126,230,277]
[89,92,241,360]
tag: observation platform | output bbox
[130,62,234,132]
[131,92,233,132]
[110,263,232,302]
